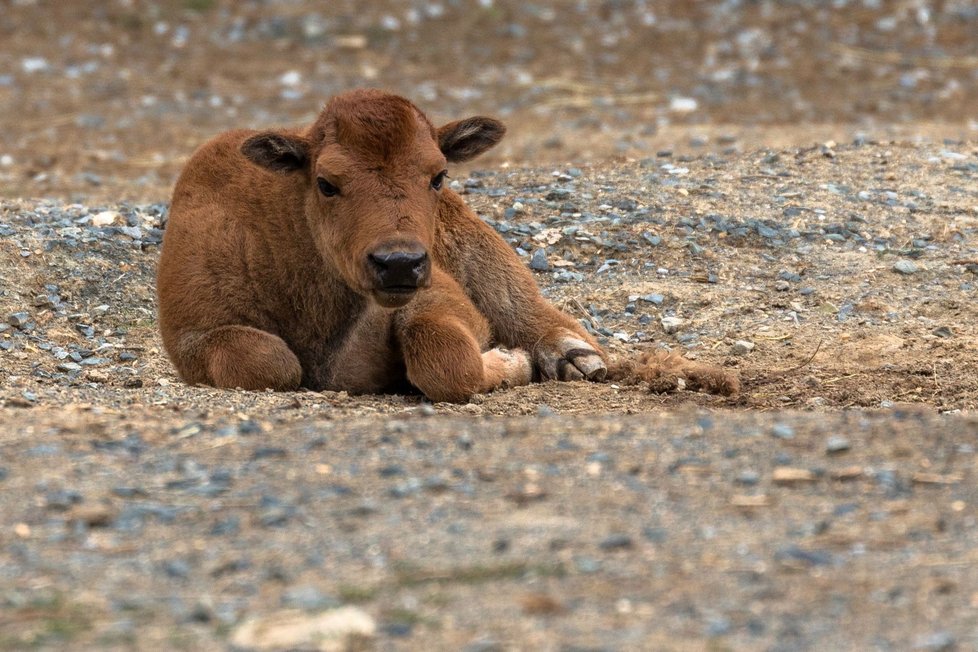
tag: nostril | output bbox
[367,252,389,271]
[408,252,428,272]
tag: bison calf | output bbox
[157,89,737,402]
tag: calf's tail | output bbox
[606,349,740,397]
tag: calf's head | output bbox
[240,90,505,308]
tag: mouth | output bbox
[372,287,418,309]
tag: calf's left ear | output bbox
[241,131,310,172]
[437,117,506,163]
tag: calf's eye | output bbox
[317,177,339,197]
[430,170,448,191]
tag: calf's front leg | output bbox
[396,271,531,403]
[176,325,303,391]
[437,200,608,383]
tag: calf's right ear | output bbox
[241,132,310,172]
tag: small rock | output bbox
[84,369,110,383]
[669,96,698,113]
[6,312,30,328]
[91,210,122,227]
[660,316,684,334]
[825,436,851,454]
[893,259,918,275]
[775,545,833,567]
[771,423,795,440]
[735,470,760,486]
[599,534,633,551]
[230,606,376,651]
[731,340,755,355]
[529,248,550,271]
[251,447,288,461]
[772,467,815,485]
[279,70,303,87]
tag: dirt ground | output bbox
[1,1,978,650]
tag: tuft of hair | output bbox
[608,349,740,397]
[320,89,432,159]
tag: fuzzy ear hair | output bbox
[437,117,506,163]
[241,132,310,172]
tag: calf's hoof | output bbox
[534,329,607,382]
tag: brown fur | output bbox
[157,89,737,402]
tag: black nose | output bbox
[368,251,430,290]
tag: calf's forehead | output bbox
[311,93,444,170]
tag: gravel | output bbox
[2,408,976,650]
[1,115,977,651]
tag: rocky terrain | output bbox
[1,1,977,650]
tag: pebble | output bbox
[251,446,288,461]
[660,316,684,334]
[230,607,376,650]
[826,436,851,454]
[599,534,633,551]
[6,312,31,328]
[529,248,550,271]
[669,96,698,112]
[771,423,795,440]
[731,340,755,355]
[735,470,761,486]
[775,545,833,567]
[554,270,584,283]
[772,467,815,485]
[91,210,122,226]
[893,259,918,274]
